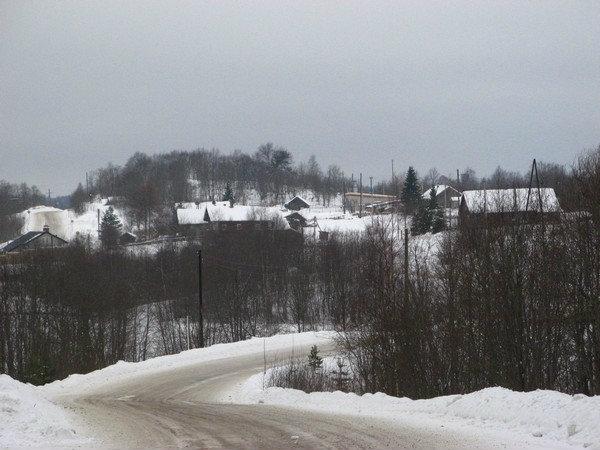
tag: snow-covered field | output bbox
[2,331,598,448]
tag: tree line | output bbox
[77,145,349,232]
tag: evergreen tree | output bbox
[401,167,421,214]
[411,200,431,235]
[100,206,122,249]
[222,183,234,203]
[307,345,323,372]
[332,358,350,392]
[429,187,446,233]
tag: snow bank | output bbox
[228,373,600,449]
[0,375,90,447]
[43,331,335,396]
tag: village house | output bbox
[176,201,289,234]
[344,192,397,214]
[422,185,462,209]
[459,188,561,226]
[0,226,67,254]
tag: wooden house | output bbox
[459,188,561,226]
[0,226,67,253]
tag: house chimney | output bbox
[43,224,49,233]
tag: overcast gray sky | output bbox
[2,1,599,195]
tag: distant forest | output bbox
[76,143,590,222]
[1,143,595,240]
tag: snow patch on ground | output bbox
[0,375,91,447]
[225,371,600,449]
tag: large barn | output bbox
[176,201,289,233]
[459,188,561,226]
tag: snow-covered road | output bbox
[49,342,507,449]
[3,332,596,448]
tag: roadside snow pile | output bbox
[0,375,90,447]
[232,374,600,448]
[44,331,335,397]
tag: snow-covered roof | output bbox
[284,196,310,209]
[1,230,68,253]
[177,201,288,227]
[461,188,561,214]
[422,185,460,199]
[176,208,206,225]
[205,202,263,222]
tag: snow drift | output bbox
[0,375,90,447]
[230,370,600,448]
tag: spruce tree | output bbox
[100,206,122,249]
[401,167,421,214]
[222,183,234,203]
[429,187,446,233]
[411,200,431,235]
[307,345,323,372]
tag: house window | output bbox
[236,223,242,230]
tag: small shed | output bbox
[284,211,308,230]
[119,232,137,245]
[284,196,310,211]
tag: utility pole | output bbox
[359,173,363,217]
[525,158,544,226]
[198,249,204,348]
[369,176,374,217]
[342,181,346,214]
[456,169,460,186]
[404,228,409,303]
[444,187,448,228]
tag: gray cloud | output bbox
[2,1,599,194]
